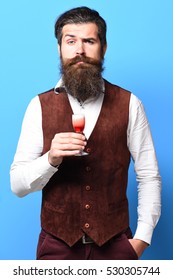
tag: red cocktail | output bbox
[72,113,88,156]
[72,114,85,133]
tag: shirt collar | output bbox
[54,78,65,94]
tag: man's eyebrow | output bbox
[64,34,97,41]
[83,37,97,41]
[64,34,76,38]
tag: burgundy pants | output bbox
[36,228,138,260]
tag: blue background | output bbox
[0,0,172,260]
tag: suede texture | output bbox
[39,80,131,246]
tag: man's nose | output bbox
[76,42,85,55]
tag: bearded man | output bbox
[10,6,161,260]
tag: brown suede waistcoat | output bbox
[39,80,131,246]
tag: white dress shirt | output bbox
[10,80,161,245]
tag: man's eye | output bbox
[67,40,75,45]
[86,40,94,44]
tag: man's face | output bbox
[59,22,106,63]
[58,23,106,102]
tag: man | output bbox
[10,6,161,260]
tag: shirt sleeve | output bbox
[127,94,161,244]
[10,96,58,197]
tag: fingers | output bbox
[56,132,86,142]
[48,132,87,166]
[53,133,86,151]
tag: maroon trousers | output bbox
[36,228,138,260]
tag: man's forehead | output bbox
[62,23,99,37]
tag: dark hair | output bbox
[54,6,107,49]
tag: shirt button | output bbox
[85,185,91,191]
[85,204,90,210]
[84,223,90,229]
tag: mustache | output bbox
[63,56,101,67]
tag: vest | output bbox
[39,80,131,246]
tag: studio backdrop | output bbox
[0,0,172,259]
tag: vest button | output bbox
[85,166,91,172]
[85,204,90,210]
[85,185,91,191]
[86,147,91,153]
[84,223,90,229]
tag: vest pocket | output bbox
[43,201,80,214]
[44,201,66,213]
[107,200,128,214]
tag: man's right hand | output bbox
[48,132,87,167]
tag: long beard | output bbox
[60,56,104,102]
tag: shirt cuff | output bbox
[30,152,59,189]
[133,221,154,245]
[38,152,59,173]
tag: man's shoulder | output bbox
[104,79,131,95]
[38,88,56,103]
[38,88,55,96]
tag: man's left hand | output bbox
[128,239,148,258]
